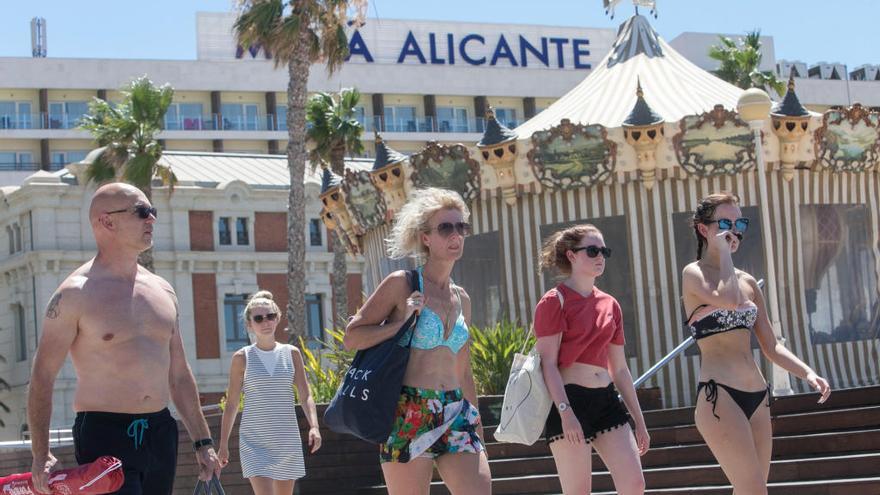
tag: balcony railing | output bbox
[0,162,40,171]
[0,113,41,130]
[160,114,513,134]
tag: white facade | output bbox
[0,153,360,440]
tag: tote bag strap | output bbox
[522,288,565,354]
[400,268,422,347]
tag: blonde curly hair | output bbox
[386,188,470,260]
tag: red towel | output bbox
[0,456,123,494]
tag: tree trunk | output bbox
[285,33,311,342]
[138,181,155,272]
[329,145,348,329]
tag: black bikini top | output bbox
[687,302,758,340]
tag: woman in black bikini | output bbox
[682,192,831,494]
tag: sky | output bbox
[0,0,877,68]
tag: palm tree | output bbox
[234,0,366,339]
[306,88,365,328]
[79,76,177,271]
[708,30,785,96]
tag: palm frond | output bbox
[83,147,121,185]
[122,153,159,189]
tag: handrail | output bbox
[633,279,764,389]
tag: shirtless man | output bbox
[28,183,222,494]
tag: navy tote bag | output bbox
[323,269,420,443]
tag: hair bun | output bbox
[250,290,274,302]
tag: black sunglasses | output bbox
[429,222,472,238]
[572,245,612,259]
[706,217,749,233]
[251,313,278,323]
[106,204,158,220]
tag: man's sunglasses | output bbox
[429,222,472,237]
[571,245,612,259]
[706,217,749,233]
[105,205,158,219]
[251,313,278,323]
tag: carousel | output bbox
[319,11,880,407]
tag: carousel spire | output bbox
[372,132,407,171]
[369,133,409,219]
[771,73,810,118]
[623,78,665,189]
[478,107,518,147]
[478,107,519,205]
[320,162,343,194]
[771,74,812,181]
[624,78,664,126]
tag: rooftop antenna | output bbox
[31,17,47,57]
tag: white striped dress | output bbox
[239,343,307,480]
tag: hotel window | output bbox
[384,106,416,132]
[224,293,250,351]
[165,103,205,130]
[673,206,766,353]
[0,152,34,171]
[801,204,878,344]
[494,108,518,128]
[13,223,21,252]
[0,101,33,129]
[222,103,260,130]
[305,294,324,341]
[236,217,249,245]
[15,304,27,362]
[6,226,13,254]
[50,151,89,171]
[541,217,639,357]
[219,216,249,246]
[437,107,469,132]
[275,104,287,131]
[309,218,323,246]
[218,217,232,245]
[48,101,89,129]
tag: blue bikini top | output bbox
[405,267,469,353]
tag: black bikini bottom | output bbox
[697,379,772,420]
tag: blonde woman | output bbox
[535,224,648,495]
[345,188,491,495]
[683,193,830,494]
[218,291,321,495]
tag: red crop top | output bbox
[533,284,625,368]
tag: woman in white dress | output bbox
[218,290,322,495]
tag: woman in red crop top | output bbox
[534,224,648,495]
[682,192,831,495]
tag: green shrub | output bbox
[469,321,534,395]
[298,328,355,404]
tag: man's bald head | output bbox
[88,183,148,225]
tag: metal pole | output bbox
[751,122,793,395]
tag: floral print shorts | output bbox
[379,386,484,463]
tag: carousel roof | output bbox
[516,14,744,136]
